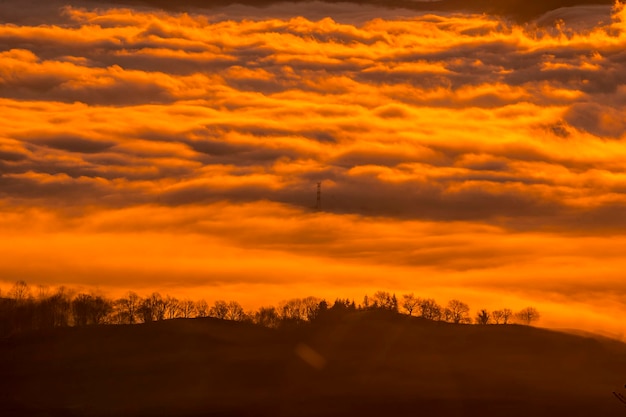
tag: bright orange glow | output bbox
[1,2,625,338]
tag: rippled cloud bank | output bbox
[1,2,625,335]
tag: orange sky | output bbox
[1,2,625,337]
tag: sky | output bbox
[0,0,625,336]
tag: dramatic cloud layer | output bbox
[1,1,625,335]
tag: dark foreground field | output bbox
[2,311,626,417]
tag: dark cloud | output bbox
[535,5,613,29]
[23,135,116,154]
[0,173,118,203]
[455,155,510,172]
[564,102,626,138]
[196,124,338,144]
[307,174,563,222]
[374,105,410,119]
[0,149,28,162]
[102,0,616,22]
[332,151,416,169]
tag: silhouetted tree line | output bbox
[0,281,540,336]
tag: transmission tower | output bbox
[316,182,322,211]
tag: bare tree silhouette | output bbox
[418,298,442,320]
[516,307,540,325]
[180,299,196,319]
[476,309,491,325]
[492,310,504,324]
[501,308,513,324]
[369,291,398,311]
[444,299,471,324]
[401,293,419,316]
[196,299,209,317]
[117,292,141,324]
[254,306,280,328]
[9,280,31,302]
[210,300,229,320]
[165,296,181,319]
[225,301,245,321]
[144,292,166,321]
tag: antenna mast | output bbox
[316,182,322,211]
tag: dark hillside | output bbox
[2,311,625,417]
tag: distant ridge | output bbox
[551,327,625,344]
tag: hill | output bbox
[1,310,626,417]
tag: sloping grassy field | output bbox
[2,311,625,416]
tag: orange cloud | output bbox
[1,202,626,336]
[1,3,626,336]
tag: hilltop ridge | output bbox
[2,310,625,417]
